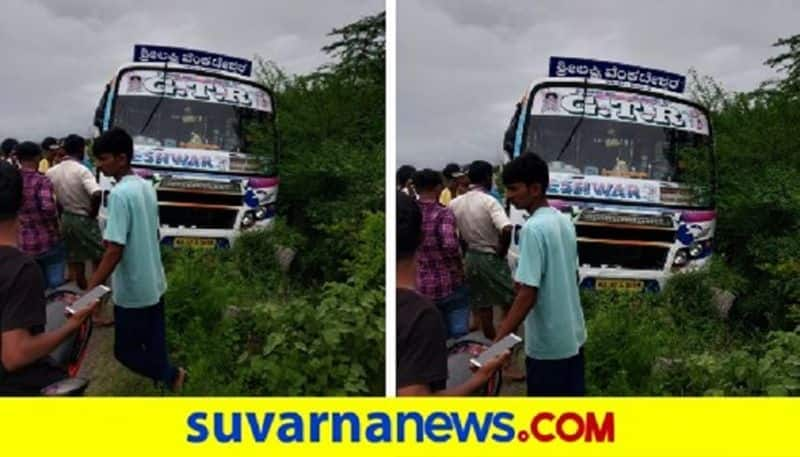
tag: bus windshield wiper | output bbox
[139,62,169,135]
[554,77,589,162]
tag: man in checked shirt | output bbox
[14,142,65,289]
[412,169,469,339]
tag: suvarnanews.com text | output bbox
[186,410,615,444]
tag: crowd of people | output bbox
[0,128,185,395]
[396,154,587,396]
[3,127,587,396]
[1,135,108,314]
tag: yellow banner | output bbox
[1,398,798,456]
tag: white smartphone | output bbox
[470,333,522,367]
[65,285,111,315]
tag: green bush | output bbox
[164,249,252,334]
[582,269,768,396]
[231,220,306,289]
[254,12,385,285]
[661,270,715,321]
[343,211,385,289]
[221,284,384,396]
[582,291,667,395]
[162,249,258,395]
[688,52,800,331]
[159,211,385,395]
[650,330,800,396]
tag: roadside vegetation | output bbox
[583,34,800,395]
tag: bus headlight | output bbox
[254,207,268,220]
[673,250,689,267]
[688,242,704,258]
[241,214,255,228]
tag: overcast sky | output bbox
[398,0,800,169]
[0,0,381,141]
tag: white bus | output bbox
[94,45,279,249]
[504,57,716,292]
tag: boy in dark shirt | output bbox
[396,191,508,395]
[0,162,95,395]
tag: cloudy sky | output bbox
[0,0,381,141]
[398,0,800,169]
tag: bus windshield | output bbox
[523,86,712,184]
[112,69,275,156]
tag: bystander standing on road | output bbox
[413,169,469,339]
[87,128,186,391]
[14,142,65,289]
[496,153,587,396]
[47,134,110,325]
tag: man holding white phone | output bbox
[0,162,96,395]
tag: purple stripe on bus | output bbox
[549,198,571,210]
[133,167,153,178]
[248,177,280,188]
[681,210,716,223]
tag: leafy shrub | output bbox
[742,232,800,329]
[254,13,385,285]
[651,330,800,396]
[231,220,306,290]
[160,211,385,396]
[582,291,667,395]
[582,270,763,396]
[686,37,800,333]
[343,211,385,289]
[278,142,384,284]
[661,270,716,321]
[222,284,384,396]
[164,249,252,334]
[760,331,800,395]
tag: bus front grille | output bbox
[158,205,238,229]
[577,241,669,270]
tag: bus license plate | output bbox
[173,237,216,249]
[596,279,644,291]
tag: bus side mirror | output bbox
[503,102,522,158]
[93,84,110,130]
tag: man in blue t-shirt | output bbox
[87,128,186,392]
[495,153,587,396]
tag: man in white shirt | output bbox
[449,160,514,341]
[46,135,109,325]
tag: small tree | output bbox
[251,12,386,284]
[762,34,800,96]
